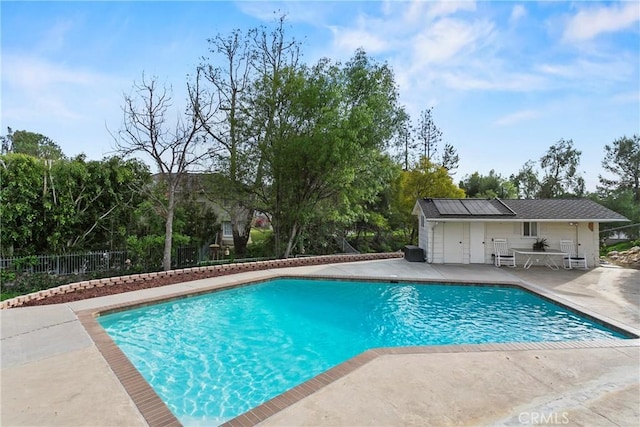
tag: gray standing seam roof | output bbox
[417,198,629,222]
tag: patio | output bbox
[1,259,639,426]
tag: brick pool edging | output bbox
[1,252,403,309]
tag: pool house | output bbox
[412,198,629,267]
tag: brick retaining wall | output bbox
[1,252,403,309]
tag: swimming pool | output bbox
[98,278,629,425]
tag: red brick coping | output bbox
[1,252,403,309]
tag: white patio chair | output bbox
[559,240,587,269]
[493,238,516,267]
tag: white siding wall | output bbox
[417,205,601,267]
[432,222,445,263]
[418,214,428,258]
[462,223,469,264]
[485,221,599,267]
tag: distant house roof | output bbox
[414,198,629,222]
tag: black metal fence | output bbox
[0,246,210,277]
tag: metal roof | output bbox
[415,198,630,222]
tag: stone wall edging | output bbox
[1,252,403,309]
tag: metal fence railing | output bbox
[0,246,212,277]
[0,251,129,276]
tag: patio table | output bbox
[511,248,569,270]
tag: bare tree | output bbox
[190,28,257,257]
[115,74,205,270]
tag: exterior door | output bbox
[444,222,464,263]
[469,222,485,263]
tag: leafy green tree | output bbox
[592,189,639,240]
[348,155,404,250]
[398,157,465,240]
[511,160,539,199]
[174,189,219,248]
[47,155,150,252]
[1,127,64,159]
[393,107,415,170]
[416,107,441,161]
[596,135,640,240]
[191,18,301,257]
[0,152,150,256]
[512,139,584,199]
[459,170,517,198]
[538,139,584,198]
[0,154,49,256]
[599,134,640,202]
[249,48,402,257]
[440,143,460,174]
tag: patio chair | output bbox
[493,238,516,267]
[559,240,587,269]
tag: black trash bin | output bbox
[403,245,425,262]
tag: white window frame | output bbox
[522,221,538,237]
[421,215,425,228]
[222,221,233,238]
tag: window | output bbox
[421,215,425,228]
[523,222,538,237]
[222,221,233,238]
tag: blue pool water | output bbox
[98,278,627,425]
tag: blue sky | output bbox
[2,1,639,190]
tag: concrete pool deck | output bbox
[1,259,639,426]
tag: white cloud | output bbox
[2,53,125,124]
[563,2,640,42]
[41,19,75,52]
[609,90,640,105]
[3,54,106,91]
[322,0,638,107]
[426,1,476,19]
[328,26,391,54]
[327,1,498,95]
[494,109,541,126]
[439,70,546,92]
[411,18,494,65]
[236,1,334,26]
[509,4,526,25]
[537,63,575,78]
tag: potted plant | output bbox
[533,237,549,251]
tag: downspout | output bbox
[427,222,439,263]
[574,222,579,257]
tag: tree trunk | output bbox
[283,222,299,259]
[230,204,254,258]
[162,190,175,271]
